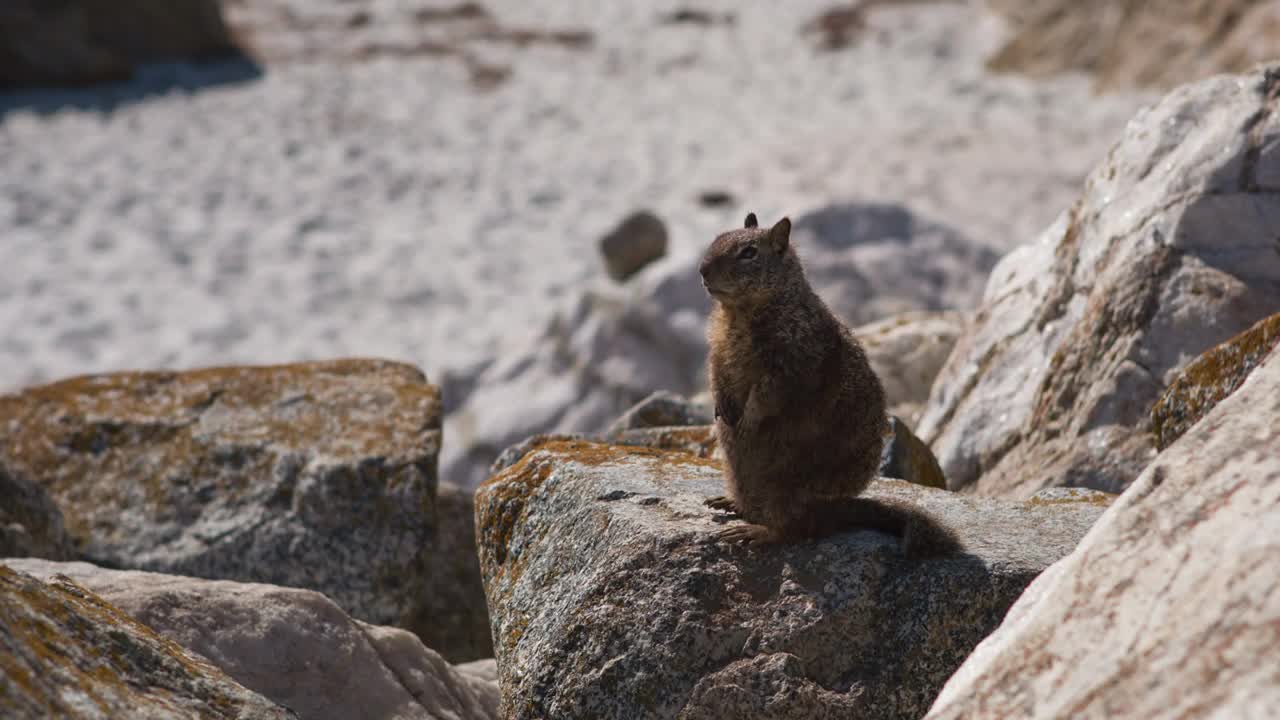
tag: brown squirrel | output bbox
[700,212,961,558]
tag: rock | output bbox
[1150,311,1280,450]
[599,211,669,282]
[925,345,1280,719]
[879,416,947,490]
[0,0,238,89]
[791,203,998,327]
[0,359,489,662]
[986,0,1280,91]
[2,559,498,720]
[0,565,294,719]
[857,311,966,425]
[0,461,72,561]
[603,390,713,436]
[917,66,1280,497]
[474,438,1107,719]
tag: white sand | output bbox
[0,2,1147,444]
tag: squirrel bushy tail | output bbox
[789,497,963,559]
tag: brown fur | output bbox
[701,213,960,558]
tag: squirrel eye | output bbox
[737,245,758,260]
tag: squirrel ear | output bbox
[744,212,758,228]
[768,217,791,252]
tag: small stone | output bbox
[599,210,669,282]
[879,415,947,490]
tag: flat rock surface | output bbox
[3,559,498,720]
[0,565,294,719]
[475,439,1107,719]
[0,359,489,661]
[926,345,1280,720]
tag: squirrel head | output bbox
[699,213,800,307]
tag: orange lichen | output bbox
[1151,312,1280,450]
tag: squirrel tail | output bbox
[792,497,963,559]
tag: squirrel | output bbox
[700,212,961,558]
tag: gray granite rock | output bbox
[0,359,489,662]
[0,461,72,561]
[918,65,1280,497]
[926,345,1280,719]
[2,559,498,720]
[0,566,295,719]
[475,438,1106,719]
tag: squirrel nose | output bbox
[698,258,711,279]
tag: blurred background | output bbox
[3,0,1277,486]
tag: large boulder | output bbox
[474,439,1107,719]
[444,204,990,489]
[0,0,238,89]
[918,65,1280,497]
[0,565,294,719]
[925,345,1280,719]
[3,559,498,720]
[0,461,73,561]
[985,0,1280,91]
[0,359,490,661]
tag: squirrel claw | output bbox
[716,524,776,545]
[705,496,739,512]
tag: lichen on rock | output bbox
[1150,311,1280,450]
[0,359,490,662]
[0,566,294,719]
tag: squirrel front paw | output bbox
[704,496,739,513]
